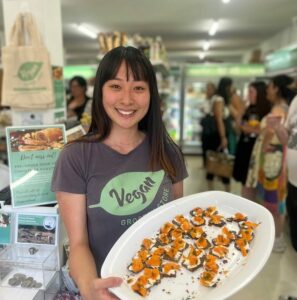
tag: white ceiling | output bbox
[3,0,297,65]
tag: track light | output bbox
[199,53,206,60]
[209,21,219,36]
[76,23,97,39]
[203,41,210,51]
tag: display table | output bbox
[0,286,39,300]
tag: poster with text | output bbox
[16,213,58,246]
[0,211,12,244]
[6,125,66,208]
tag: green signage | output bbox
[186,64,265,77]
[6,125,66,208]
[265,49,297,73]
[63,65,98,80]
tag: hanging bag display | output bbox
[1,12,54,109]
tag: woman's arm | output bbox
[57,191,121,300]
[172,181,184,199]
[213,101,228,149]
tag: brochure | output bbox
[16,213,58,246]
[6,125,66,208]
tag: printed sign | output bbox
[0,211,12,244]
[6,125,66,208]
[16,213,58,246]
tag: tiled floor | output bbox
[183,156,297,300]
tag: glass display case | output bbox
[0,244,58,290]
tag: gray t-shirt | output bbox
[51,136,188,275]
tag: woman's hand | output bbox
[218,136,228,150]
[82,277,123,300]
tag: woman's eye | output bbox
[134,86,145,91]
[110,84,121,89]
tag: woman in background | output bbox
[246,75,294,253]
[201,80,230,191]
[67,76,91,120]
[216,77,243,156]
[233,81,271,200]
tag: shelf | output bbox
[151,60,170,77]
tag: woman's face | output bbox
[248,86,257,105]
[70,80,85,98]
[102,62,150,132]
[206,83,215,99]
[266,81,278,103]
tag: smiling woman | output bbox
[51,46,188,300]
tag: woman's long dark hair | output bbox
[249,81,271,119]
[77,46,183,179]
[216,77,233,105]
[271,74,296,104]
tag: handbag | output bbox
[206,150,234,178]
[1,13,54,109]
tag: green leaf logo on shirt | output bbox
[17,62,43,81]
[89,170,164,216]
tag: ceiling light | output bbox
[222,0,230,3]
[199,53,206,60]
[76,23,97,39]
[203,41,210,51]
[209,20,219,36]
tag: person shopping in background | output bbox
[265,94,297,252]
[52,46,188,300]
[201,80,230,192]
[233,81,271,200]
[67,76,92,120]
[217,77,243,156]
[246,75,294,253]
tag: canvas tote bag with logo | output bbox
[1,13,54,109]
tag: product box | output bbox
[0,244,58,289]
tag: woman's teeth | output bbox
[117,109,134,115]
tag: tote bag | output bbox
[1,13,54,109]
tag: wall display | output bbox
[6,125,66,208]
[0,211,12,244]
[15,213,58,246]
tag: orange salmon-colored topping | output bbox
[137,249,149,261]
[213,234,230,246]
[204,206,217,217]
[143,268,160,280]
[195,236,210,249]
[146,255,162,267]
[160,222,175,235]
[233,212,247,222]
[193,215,205,225]
[191,207,204,216]
[200,271,216,287]
[131,257,145,273]
[222,227,236,240]
[152,247,165,256]
[131,282,148,297]
[180,219,192,232]
[172,239,186,250]
[163,262,180,273]
[170,228,183,240]
[209,214,225,225]
[235,238,248,256]
[142,238,153,250]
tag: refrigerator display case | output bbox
[162,66,182,144]
[182,82,206,154]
